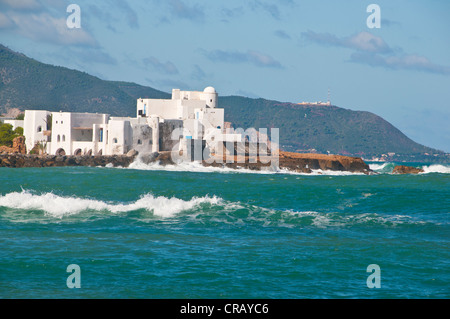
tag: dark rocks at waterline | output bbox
[0,153,137,168]
[1,151,373,174]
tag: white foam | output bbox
[128,159,276,175]
[421,164,450,174]
[369,163,390,171]
[0,190,222,218]
[127,159,366,176]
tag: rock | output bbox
[392,165,424,174]
[12,136,27,154]
[127,149,138,157]
[278,152,371,174]
[139,152,160,164]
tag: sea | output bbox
[0,160,449,299]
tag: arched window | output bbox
[62,135,65,142]
[113,138,118,143]
[37,126,42,132]
[57,135,60,142]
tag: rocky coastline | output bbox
[1,150,374,174]
[0,153,136,168]
[0,135,429,174]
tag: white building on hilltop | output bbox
[24,86,243,158]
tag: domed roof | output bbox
[203,86,216,93]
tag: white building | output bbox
[0,118,24,130]
[23,86,243,158]
[23,110,51,153]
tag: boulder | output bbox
[127,149,138,157]
[392,165,424,174]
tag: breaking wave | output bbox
[369,162,450,174]
[127,158,365,176]
[128,159,275,174]
[0,190,440,228]
[369,162,395,173]
[0,190,222,219]
[421,164,450,174]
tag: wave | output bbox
[369,162,391,171]
[128,159,274,175]
[0,190,222,219]
[127,159,365,176]
[421,164,450,174]
[0,190,439,228]
[368,162,450,174]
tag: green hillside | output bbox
[219,96,440,157]
[0,44,167,116]
[0,44,445,161]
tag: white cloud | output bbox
[205,49,283,68]
[143,56,179,75]
[346,32,391,54]
[0,0,40,10]
[303,30,449,76]
[6,12,98,46]
[350,52,450,75]
[302,30,392,54]
[0,12,14,28]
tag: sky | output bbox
[0,0,449,152]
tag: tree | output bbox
[0,123,23,147]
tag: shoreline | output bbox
[0,151,373,174]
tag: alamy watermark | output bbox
[66,4,81,29]
[366,264,381,288]
[66,264,81,288]
[366,4,381,29]
[168,126,280,168]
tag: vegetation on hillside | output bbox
[219,96,442,157]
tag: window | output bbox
[113,138,118,143]
[61,121,63,124]
[62,135,65,142]
[57,135,60,142]
[137,139,142,145]
[37,126,42,132]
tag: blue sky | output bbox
[0,0,449,152]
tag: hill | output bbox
[0,44,445,161]
[219,96,441,158]
[0,44,167,117]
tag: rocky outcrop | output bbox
[0,136,26,154]
[0,150,372,174]
[201,152,371,174]
[277,152,371,174]
[392,165,424,174]
[0,153,136,168]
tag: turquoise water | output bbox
[0,162,449,298]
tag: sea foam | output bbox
[0,190,222,218]
[421,164,450,174]
[127,158,365,176]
